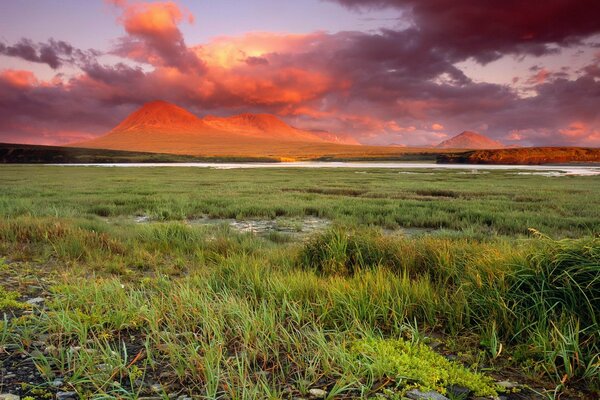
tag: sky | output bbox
[1,0,599,147]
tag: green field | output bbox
[0,166,598,399]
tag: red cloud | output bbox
[109,0,202,71]
[0,69,38,88]
[1,1,599,147]
[120,1,192,40]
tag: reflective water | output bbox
[54,162,600,176]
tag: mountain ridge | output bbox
[437,131,505,149]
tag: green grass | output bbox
[0,165,598,399]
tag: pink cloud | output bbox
[1,1,599,147]
[0,69,38,88]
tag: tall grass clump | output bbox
[500,236,600,384]
[298,228,399,275]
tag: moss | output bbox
[352,337,498,397]
[0,287,28,310]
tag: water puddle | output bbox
[135,215,331,237]
[383,226,442,237]
[513,171,567,177]
[132,215,459,239]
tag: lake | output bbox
[53,162,600,176]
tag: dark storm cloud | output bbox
[1,1,599,146]
[327,0,600,62]
[0,38,99,69]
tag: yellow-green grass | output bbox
[0,165,598,399]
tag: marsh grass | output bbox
[0,166,599,398]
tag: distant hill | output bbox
[437,147,600,165]
[71,100,453,159]
[0,142,276,164]
[437,131,505,149]
[73,101,357,156]
[306,129,361,145]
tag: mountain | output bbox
[437,131,505,149]
[202,113,327,142]
[306,129,361,145]
[109,100,206,133]
[74,101,370,156]
[72,101,454,159]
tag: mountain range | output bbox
[74,101,508,158]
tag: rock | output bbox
[150,384,163,393]
[56,392,77,400]
[406,389,449,400]
[496,381,520,390]
[308,388,327,398]
[96,363,111,371]
[446,385,471,398]
[26,297,45,305]
[0,394,20,400]
[51,379,64,387]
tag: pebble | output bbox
[446,385,471,398]
[52,379,64,387]
[496,381,520,389]
[0,394,20,400]
[405,389,450,400]
[308,388,327,398]
[25,297,45,305]
[56,392,77,400]
[150,384,163,393]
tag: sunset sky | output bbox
[1,0,599,147]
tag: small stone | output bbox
[0,394,20,400]
[52,379,64,388]
[3,373,15,379]
[56,392,77,400]
[159,371,173,379]
[150,384,163,393]
[406,389,450,400]
[308,388,327,398]
[96,363,111,371]
[26,297,45,305]
[447,385,471,398]
[496,381,520,389]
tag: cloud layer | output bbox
[1,0,599,146]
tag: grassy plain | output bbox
[0,165,598,399]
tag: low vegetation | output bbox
[0,166,598,399]
[437,147,600,165]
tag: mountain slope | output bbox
[202,113,327,142]
[72,101,446,159]
[437,131,505,149]
[74,101,333,155]
[111,100,206,133]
